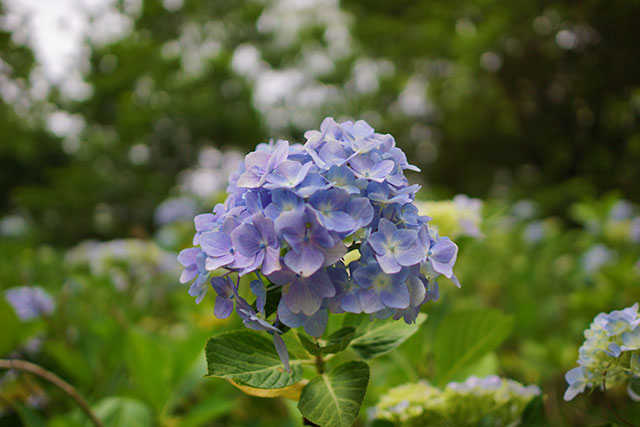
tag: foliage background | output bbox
[1,0,639,425]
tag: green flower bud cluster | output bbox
[371,376,540,427]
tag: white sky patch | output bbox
[2,0,137,99]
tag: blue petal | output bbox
[273,333,291,372]
[214,296,234,319]
[305,309,328,337]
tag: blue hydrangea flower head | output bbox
[178,117,461,366]
[565,303,640,401]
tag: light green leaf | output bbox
[298,361,370,427]
[348,313,427,359]
[434,309,514,386]
[91,397,153,427]
[205,331,302,389]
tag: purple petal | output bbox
[284,245,324,277]
[200,232,233,257]
[283,277,323,315]
[321,241,347,266]
[367,233,389,255]
[214,296,234,319]
[395,245,425,267]
[205,253,234,271]
[370,159,395,179]
[380,284,410,309]
[393,229,418,249]
[377,218,397,237]
[180,265,198,284]
[252,214,278,248]
[273,333,291,372]
[305,310,328,337]
[250,280,266,313]
[341,293,363,313]
[178,248,200,266]
[231,224,260,257]
[262,247,282,275]
[407,275,427,307]
[357,288,384,314]
[376,253,402,274]
[211,276,233,298]
[347,198,373,228]
[431,239,458,264]
[277,298,306,328]
[266,140,289,172]
[323,211,356,233]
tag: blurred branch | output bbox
[0,359,102,427]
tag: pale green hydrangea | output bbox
[416,195,482,239]
[371,376,540,426]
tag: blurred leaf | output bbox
[176,389,236,427]
[520,395,547,426]
[91,397,152,427]
[434,309,513,386]
[12,403,46,427]
[0,300,41,357]
[347,314,427,359]
[448,352,499,383]
[124,327,204,412]
[297,361,370,427]
[43,341,93,389]
[205,331,302,389]
[297,327,355,356]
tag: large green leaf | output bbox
[434,309,514,386]
[206,331,302,389]
[347,313,427,359]
[297,361,370,427]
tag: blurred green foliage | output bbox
[1,0,639,242]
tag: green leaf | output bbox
[348,313,427,359]
[206,330,302,389]
[323,327,356,354]
[0,299,41,357]
[297,327,356,356]
[92,397,153,427]
[434,309,514,386]
[298,361,370,427]
[520,396,547,427]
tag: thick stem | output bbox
[602,374,635,427]
[314,353,325,375]
[0,359,103,427]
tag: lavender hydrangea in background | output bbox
[564,303,640,401]
[178,117,460,363]
[5,287,55,321]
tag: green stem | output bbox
[602,372,635,427]
[0,359,102,427]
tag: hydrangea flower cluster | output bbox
[565,303,640,401]
[371,376,540,426]
[66,239,179,291]
[178,118,459,360]
[4,287,55,322]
